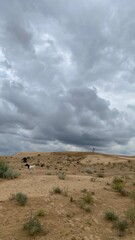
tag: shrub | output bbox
[80,204,91,213]
[23,216,43,236]
[35,209,45,217]
[53,187,62,194]
[15,192,28,206]
[58,171,66,180]
[105,210,118,221]
[125,206,135,225]
[120,189,128,197]
[113,220,128,235]
[0,161,8,178]
[0,161,20,179]
[97,172,104,178]
[85,168,93,174]
[130,191,135,200]
[4,168,20,179]
[112,177,124,192]
[81,192,94,205]
[79,192,94,212]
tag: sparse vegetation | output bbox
[85,168,92,174]
[52,187,62,194]
[125,206,135,225]
[113,220,128,235]
[105,210,118,221]
[79,192,94,212]
[112,176,124,192]
[35,209,45,217]
[10,192,28,206]
[130,191,135,200]
[0,161,20,179]
[58,171,66,180]
[81,192,94,204]
[1,152,135,239]
[23,215,43,236]
[97,172,104,178]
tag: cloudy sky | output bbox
[0,0,135,155]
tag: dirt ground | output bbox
[0,151,135,240]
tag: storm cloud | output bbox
[0,0,135,155]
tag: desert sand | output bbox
[0,151,135,240]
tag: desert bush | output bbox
[81,192,94,204]
[125,206,135,225]
[53,187,62,194]
[0,161,20,179]
[58,171,66,180]
[79,192,94,212]
[130,191,135,200]
[4,168,20,179]
[105,210,118,221]
[15,192,28,206]
[85,168,93,174]
[97,172,104,178]
[112,177,124,192]
[113,220,128,235]
[63,187,68,196]
[23,216,43,236]
[120,189,129,196]
[35,209,45,217]
[80,204,91,213]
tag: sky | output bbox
[0,0,135,155]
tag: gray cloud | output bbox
[0,0,134,155]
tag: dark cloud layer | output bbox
[0,0,135,155]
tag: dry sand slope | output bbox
[0,152,135,240]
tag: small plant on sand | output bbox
[80,192,94,212]
[130,191,135,200]
[58,171,66,180]
[82,192,94,204]
[23,215,43,236]
[10,192,28,206]
[113,219,128,236]
[105,210,118,221]
[125,206,135,225]
[97,172,104,178]
[0,161,20,179]
[63,187,68,196]
[35,209,45,217]
[112,176,124,192]
[52,187,62,194]
[85,168,92,174]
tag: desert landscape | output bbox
[0,151,135,240]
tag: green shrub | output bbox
[125,206,135,225]
[0,161,20,179]
[113,220,128,235]
[80,204,91,213]
[4,168,20,179]
[130,191,135,200]
[15,192,28,206]
[79,192,94,212]
[58,171,66,180]
[113,177,124,192]
[85,168,92,174]
[81,192,94,205]
[105,210,118,221]
[120,189,128,196]
[35,209,45,217]
[0,161,8,178]
[97,172,104,178]
[23,216,43,236]
[53,187,62,194]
